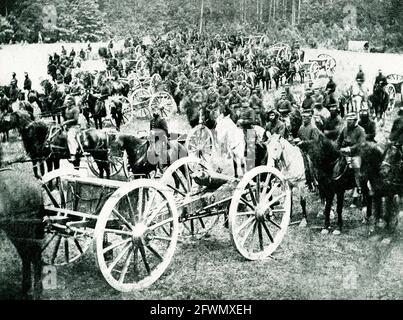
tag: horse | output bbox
[81,91,106,129]
[360,141,402,234]
[1,111,110,179]
[265,134,310,227]
[370,84,389,126]
[0,145,44,299]
[116,130,188,178]
[80,128,119,179]
[298,132,371,234]
[214,113,266,177]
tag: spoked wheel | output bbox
[131,88,152,120]
[41,169,93,266]
[107,96,134,128]
[309,61,320,79]
[185,125,215,164]
[385,84,396,110]
[86,152,124,178]
[122,151,163,181]
[229,166,291,260]
[94,179,179,291]
[128,73,142,92]
[318,54,336,76]
[149,92,177,117]
[161,157,219,240]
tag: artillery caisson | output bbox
[41,157,291,291]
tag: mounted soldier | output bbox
[337,112,366,194]
[61,95,81,162]
[358,106,376,142]
[263,108,288,140]
[323,99,343,142]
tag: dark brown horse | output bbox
[360,141,402,233]
[0,144,44,299]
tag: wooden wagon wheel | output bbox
[41,168,93,266]
[122,150,161,181]
[130,88,152,120]
[161,157,219,240]
[309,61,320,79]
[86,150,124,179]
[385,83,396,110]
[127,73,142,92]
[229,166,291,260]
[94,179,179,291]
[185,125,215,163]
[317,54,336,75]
[148,91,177,117]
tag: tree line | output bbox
[0,0,402,51]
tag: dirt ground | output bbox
[0,44,402,300]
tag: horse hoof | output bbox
[299,218,307,228]
[332,229,341,236]
[321,228,330,235]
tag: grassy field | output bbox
[0,44,402,300]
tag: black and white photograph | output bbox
[0,0,402,302]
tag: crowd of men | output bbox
[0,29,401,182]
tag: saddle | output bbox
[332,156,348,181]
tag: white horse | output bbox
[215,113,265,177]
[266,134,309,227]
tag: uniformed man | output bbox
[325,75,336,96]
[301,88,315,113]
[249,89,264,126]
[56,69,64,85]
[237,99,256,155]
[284,84,297,106]
[276,90,292,120]
[358,106,376,142]
[61,96,80,162]
[9,72,18,102]
[295,109,321,190]
[337,112,366,193]
[388,106,403,146]
[23,72,32,99]
[263,108,288,140]
[374,69,388,91]
[323,100,343,142]
[355,65,365,84]
[0,91,10,114]
[312,94,330,126]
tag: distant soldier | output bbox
[263,108,288,140]
[249,89,264,126]
[337,112,366,194]
[355,65,365,84]
[323,101,343,142]
[301,88,315,113]
[9,72,18,102]
[358,106,376,142]
[61,96,80,162]
[389,106,403,146]
[374,69,388,91]
[23,72,32,98]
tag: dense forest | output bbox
[0,0,402,51]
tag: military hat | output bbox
[301,108,312,116]
[346,112,358,120]
[193,92,204,103]
[328,96,338,108]
[314,95,324,106]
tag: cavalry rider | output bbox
[249,88,264,126]
[263,108,288,141]
[337,112,367,194]
[61,95,81,162]
[276,89,292,125]
[10,72,19,102]
[350,76,368,113]
[23,72,32,99]
[323,99,343,142]
[325,75,336,99]
[374,69,388,92]
[301,87,315,113]
[295,108,322,191]
[149,105,169,163]
[312,94,330,127]
[237,99,256,156]
[355,65,365,84]
[284,84,297,107]
[0,90,10,114]
[358,106,376,142]
[388,106,403,147]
